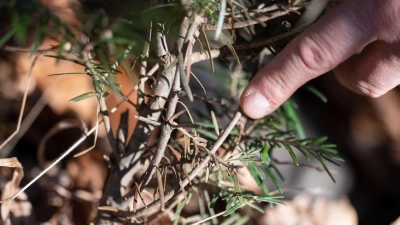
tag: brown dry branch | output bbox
[134,18,190,205]
[100,111,242,219]
[96,18,182,225]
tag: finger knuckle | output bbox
[297,36,334,73]
[352,79,384,98]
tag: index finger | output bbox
[240,0,376,119]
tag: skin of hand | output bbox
[240,0,400,119]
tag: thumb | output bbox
[240,0,375,119]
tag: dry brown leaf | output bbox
[0,158,22,168]
[0,157,24,225]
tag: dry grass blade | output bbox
[200,26,215,73]
[169,110,187,122]
[74,103,100,157]
[190,71,206,95]
[178,177,188,204]
[177,101,195,124]
[192,211,225,225]
[167,145,182,161]
[162,166,167,192]
[0,55,38,151]
[182,166,192,186]
[4,126,97,203]
[0,157,24,224]
[134,182,147,212]
[155,168,165,211]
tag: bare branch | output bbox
[103,111,242,218]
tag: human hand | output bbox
[240,0,400,119]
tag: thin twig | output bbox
[192,208,226,225]
[1,125,98,203]
[141,18,189,187]
[133,115,162,127]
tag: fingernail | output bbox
[243,92,271,119]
